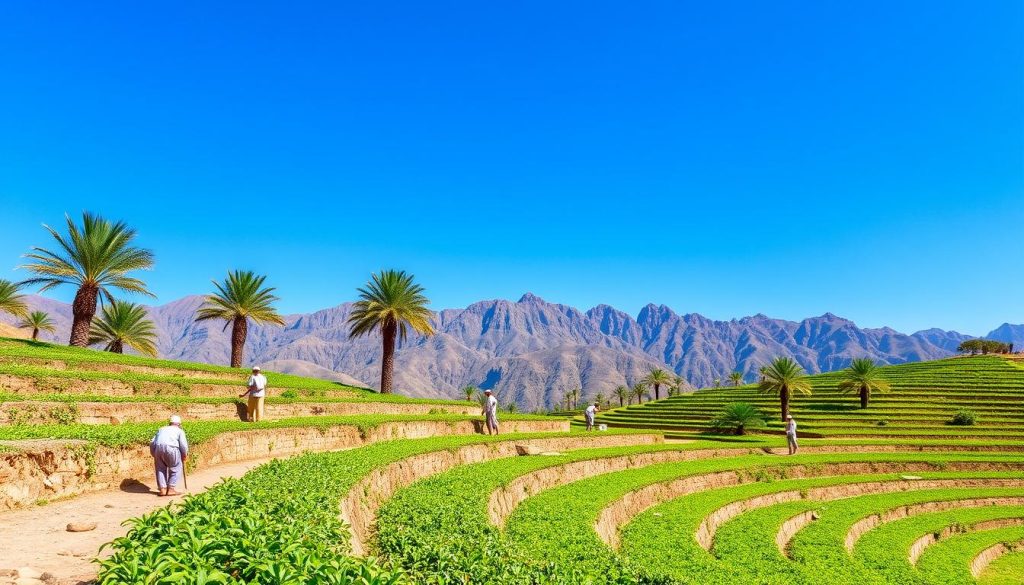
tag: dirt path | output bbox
[0,456,280,585]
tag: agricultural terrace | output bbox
[0,342,1022,584]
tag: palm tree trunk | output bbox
[380,320,397,393]
[780,386,790,422]
[31,328,39,341]
[860,385,869,409]
[619,397,624,407]
[230,316,247,368]
[654,384,660,401]
[111,340,124,354]
[69,285,99,347]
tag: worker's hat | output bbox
[170,415,182,425]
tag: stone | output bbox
[66,522,98,532]
[515,445,543,456]
[14,569,42,580]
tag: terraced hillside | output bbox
[0,342,1021,584]
[593,356,1024,440]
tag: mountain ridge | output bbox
[1,293,1005,409]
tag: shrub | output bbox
[280,389,298,399]
[710,403,766,436]
[950,409,977,426]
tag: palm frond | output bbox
[88,300,159,357]
[0,280,29,318]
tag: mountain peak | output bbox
[518,292,545,304]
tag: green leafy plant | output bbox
[950,409,977,426]
[710,402,766,435]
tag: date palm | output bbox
[758,356,812,421]
[348,269,434,394]
[642,368,672,401]
[594,392,606,409]
[461,385,478,402]
[838,358,891,409]
[632,382,648,405]
[88,300,158,356]
[614,385,629,407]
[571,388,581,409]
[729,371,744,386]
[20,212,154,347]
[0,280,28,320]
[195,270,285,368]
[711,402,766,436]
[20,311,56,341]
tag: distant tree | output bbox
[564,391,573,411]
[711,402,766,436]
[505,402,518,414]
[713,378,722,388]
[958,339,1012,355]
[461,385,477,402]
[348,270,434,393]
[196,270,285,369]
[642,368,672,401]
[88,300,158,356]
[838,358,891,409]
[0,280,28,320]
[20,213,155,347]
[632,382,648,405]
[957,339,981,355]
[615,385,630,407]
[571,388,581,410]
[594,392,606,409]
[758,356,812,421]
[20,311,56,341]
[729,371,744,386]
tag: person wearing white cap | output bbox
[150,415,189,496]
[239,366,268,422]
[585,402,599,431]
[482,389,499,435]
[785,414,798,455]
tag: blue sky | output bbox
[0,1,1021,335]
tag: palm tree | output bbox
[461,385,478,402]
[505,402,519,414]
[758,357,812,421]
[642,368,672,401]
[631,383,648,405]
[594,392,606,409]
[20,212,154,347]
[88,300,158,356]
[838,358,891,409]
[20,311,56,341]
[348,269,435,394]
[564,391,574,411]
[729,371,744,386]
[195,270,285,368]
[571,388,581,409]
[614,385,629,407]
[711,402,766,436]
[0,280,28,320]
[714,378,722,388]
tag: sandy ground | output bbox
[0,457,278,585]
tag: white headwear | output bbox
[252,366,261,371]
[170,415,182,425]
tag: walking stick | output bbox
[182,457,188,490]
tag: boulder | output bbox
[66,522,97,532]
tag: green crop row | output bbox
[979,550,1024,584]
[96,431,588,584]
[0,391,472,407]
[0,413,552,447]
[918,526,1024,584]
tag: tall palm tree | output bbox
[461,385,478,402]
[632,383,648,405]
[838,358,891,409]
[673,375,687,395]
[0,280,28,320]
[20,212,154,347]
[571,388,581,409]
[348,269,435,394]
[614,385,629,407]
[642,368,672,401]
[20,311,56,341]
[758,357,812,421]
[195,270,285,368]
[729,371,744,386]
[88,300,158,356]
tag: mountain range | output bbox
[2,293,1021,410]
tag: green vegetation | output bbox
[958,339,1015,355]
[195,270,285,368]
[980,551,1024,585]
[838,357,891,408]
[952,408,978,426]
[0,279,28,319]
[642,368,672,401]
[19,310,56,341]
[759,356,812,421]
[20,212,155,347]
[710,402,765,435]
[88,300,158,356]
[348,269,434,394]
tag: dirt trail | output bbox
[0,456,282,585]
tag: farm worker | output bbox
[482,389,499,435]
[786,414,799,455]
[150,415,189,496]
[585,402,599,431]
[239,366,267,422]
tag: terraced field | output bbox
[0,340,1021,584]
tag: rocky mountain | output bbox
[1,292,1016,409]
[988,323,1024,350]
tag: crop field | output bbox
[0,342,1021,584]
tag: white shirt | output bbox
[247,373,268,397]
[786,419,797,434]
[484,395,498,416]
[150,425,189,456]
[585,405,597,416]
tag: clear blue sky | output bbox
[0,1,1021,335]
